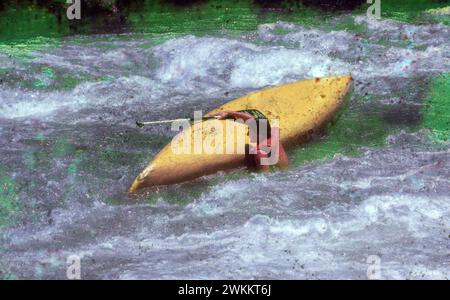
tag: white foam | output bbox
[0,76,158,119]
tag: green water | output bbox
[0,168,21,229]
[376,0,450,25]
[0,4,69,41]
[292,106,393,165]
[422,73,450,144]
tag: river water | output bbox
[0,13,449,279]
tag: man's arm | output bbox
[211,111,255,122]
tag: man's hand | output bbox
[211,111,231,120]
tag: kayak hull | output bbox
[129,75,353,192]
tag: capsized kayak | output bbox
[129,75,353,193]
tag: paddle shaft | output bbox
[136,117,217,128]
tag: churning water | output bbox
[0,14,449,279]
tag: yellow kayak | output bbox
[129,75,353,193]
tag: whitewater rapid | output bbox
[0,15,449,279]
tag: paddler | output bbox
[211,110,289,171]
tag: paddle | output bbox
[135,117,218,128]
